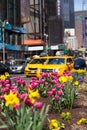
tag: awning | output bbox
[5,24,13,30]
[23,39,45,46]
[12,27,28,34]
[0,43,21,51]
[0,43,3,49]
[5,24,28,34]
[6,44,21,51]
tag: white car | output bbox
[10,59,28,74]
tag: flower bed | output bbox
[0,69,86,130]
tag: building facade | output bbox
[22,0,64,55]
[45,0,63,46]
[0,0,21,45]
[75,11,87,48]
[0,0,23,60]
[0,0,75,59]
[61,0,75,29]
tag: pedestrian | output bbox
[74,52,86,70]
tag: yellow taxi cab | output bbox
[24,55,74,77]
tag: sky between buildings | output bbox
[74,0,87,11]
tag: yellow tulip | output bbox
[4,91,20,107]
[28,88,40,99]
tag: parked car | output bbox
[0,62,11,74]
[10,59,28,74]
[24,55,74,77]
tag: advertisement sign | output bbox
[28,46,44,51]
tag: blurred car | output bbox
[0,62,11,74]
[24,55,74,77]
[10,59,28,74]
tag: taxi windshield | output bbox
[48,58,65,64]
[29,58,47,64]
[13,60,26,65]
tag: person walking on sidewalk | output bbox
[74,53,86,70]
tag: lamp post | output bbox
[0,20,9,64]
[44,33,48,54]
[2,27,5,64]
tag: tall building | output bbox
[0,0,21,45]
[75,11,87,48]
[0,0,21,26]
[45,0,63,46]
[0,0,23,60]
[61,0,75,29]
[22,0,64,56]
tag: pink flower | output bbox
[56,83,61,89]
[35,102,43,109]
[58,90,62,96]
[5,80,11,84]
[48,91,53,96]
[61,83,65,89]
[63,71,71,76]
[5,84,11,88]
[0,95,5,100]
[10,86,18,93]
[18,93,28,100]
[52,88,56,94]
[45,82,48,86]
[26,84,32,90]
[54,95,59,101]
[1,87,9,93]
[31,77,38,80]
[14,103,21,110]
[0,84,2,88]
[21,80,26,85]
[31,82,39,89]
[25,98,34,106]
[51,79,57,84]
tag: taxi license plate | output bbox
[31,71,35,73]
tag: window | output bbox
[48,58,65,64]
[67,58,73,64]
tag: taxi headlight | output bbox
[38,68,42,72]
[17,66,23,70]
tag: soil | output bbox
[42,75,87,130]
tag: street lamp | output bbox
[0,20,9,64]
[44,33,48,54]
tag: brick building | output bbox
[75,11,87,48]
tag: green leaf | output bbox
[0,119,8,129]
